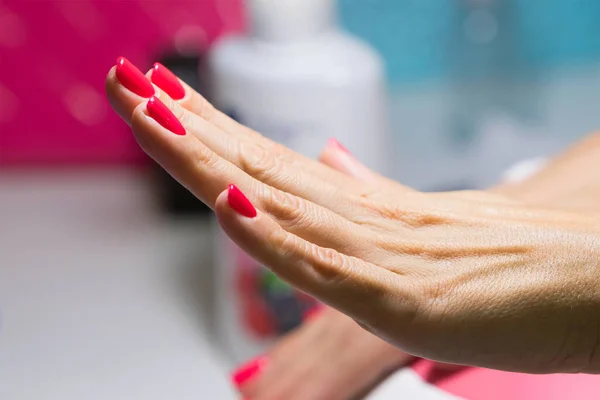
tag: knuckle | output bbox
[312,246,353,286]
[191,142,220,169]
[266,226,351,287]
[238,141,286,182]
[266,226,301,260]
[263,189,307,224]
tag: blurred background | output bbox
[1,0,600,399]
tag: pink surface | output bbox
[413,359,600,400]
[0,0,244,166]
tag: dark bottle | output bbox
[153,50,212,216]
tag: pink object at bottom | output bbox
[413,359,600,400]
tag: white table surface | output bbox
[0,169,461,400]
[0,170,237,400]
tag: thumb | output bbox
[319,138,413,192]
[318,138,381,182]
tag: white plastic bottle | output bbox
[210,0,390,364]
[210,0,389,169]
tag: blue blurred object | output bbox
[339,0,455,84]
[515,0,600,70]
[339,0,600,85]
[338,0,600,192]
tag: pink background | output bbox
[0,0,244,167]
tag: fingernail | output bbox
[328,138,350,154]
[232,357,268,387]
[146,96,186,136]
[151,62,186,100]
[227,184,257,218]
[115,57,155,98]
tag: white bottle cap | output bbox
[248,0,336,42]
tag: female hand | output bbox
[234,132,600,400]
[233,141,466,400]
[231,143,412,400]
[106,59,600,374]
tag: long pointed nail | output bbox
[146,96,186,135]
[115,57,155,98]
[232,357,268,387]
[227,184,257,218]
[151,62,186,100]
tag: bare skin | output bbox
[238,134,600,400]
[106,64,600,379]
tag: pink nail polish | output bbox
[115,57,155,98]
[146,96,186,136]
[232,357,268,387]
[328,138,350,154]
[151,62,186,100]
[227,184,257,218]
